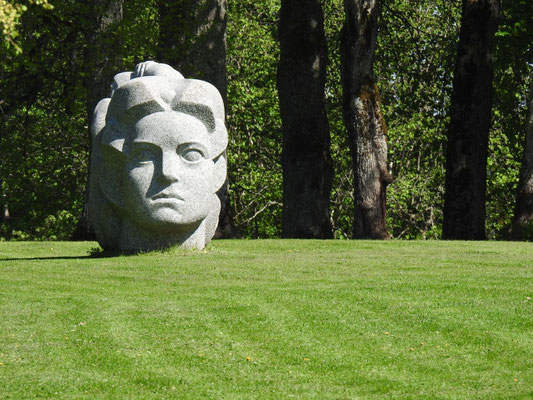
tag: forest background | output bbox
[0,0,531,241]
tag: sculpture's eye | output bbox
[181,147,205,163]
[130,143,158,164]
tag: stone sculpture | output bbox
[89,61,227,251]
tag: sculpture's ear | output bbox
[98,143,125,207]
[210,121,228,158]
[211,152,227,193]
[91,98,111,139]
[204,193,221,244]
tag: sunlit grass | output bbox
[0,240,532,399]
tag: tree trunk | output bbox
[157,0,227,102]
[511,75,533,240]
[84,0,124,122]
[443,0,499,240]
[277,0,333,238]
[157,0,237,238]
[341,0,392,239]
[72,0,124,241]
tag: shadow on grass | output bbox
[0,247,135,261]
[0,245,206,261]
[0,255,93,261]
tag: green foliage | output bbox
[376,0,531,239]
[120,0,159,66]
[376,0,460,239]
[1,0,531,240]
[320,0,459,239]
[34,209,79,240]
[226,0,283,237]
[0,0,52,52]
[487,0,533,238]
[0,0,93,240]
[1,240,532,397]
[0,0,159,240]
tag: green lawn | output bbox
[0,240,532,399]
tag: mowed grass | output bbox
[0,240,531,399]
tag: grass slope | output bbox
[0,240,532,399]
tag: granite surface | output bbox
[89,61,227,250]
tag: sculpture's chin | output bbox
[122,198,210,233]
[119,215,208,251]
[133,215,206,234]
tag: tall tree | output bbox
[83,0,124,124]
[277,0,333,238]
[157,0,227,100]
[73,0,124,240]
[157,0,237,238]
[443,0,499,240]
[511,76,533,240]
[341,0,392,239]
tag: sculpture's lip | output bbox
[152,192,184,201]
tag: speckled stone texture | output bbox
[89,61,227,251]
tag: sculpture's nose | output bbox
[159,151,180,183]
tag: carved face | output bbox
[122,111,215,232]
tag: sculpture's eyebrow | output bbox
[131,139,159,145]
[128,140,161,153]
